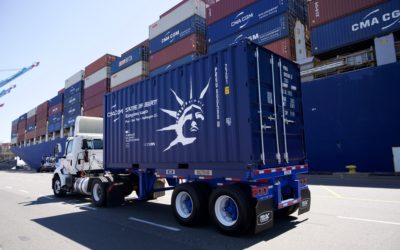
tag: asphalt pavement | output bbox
[0,170,400,250]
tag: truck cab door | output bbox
[64,139,76,174]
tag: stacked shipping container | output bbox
[63,75,84,129]
[11,119,18,144]
[36,101,49,141]
[83,54,117,117]
[47,94,63,134]
[207,0,308,61]
[148,0,207,76]
[309,0,400,56]
[17,114,27,144]
[25,108,37,142]
[111,41,149,92]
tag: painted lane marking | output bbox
[340,197,400,204]
[128,217,181,232]
[337,216,400,226]
[19,190,29,194]
[321,186,343,198]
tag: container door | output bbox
[255,47,306,166]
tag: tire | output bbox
[171,182,209,227]
[209,184,254,236]
[91,179,107,207]
[53,175,66,197]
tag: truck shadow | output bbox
[20,194,92,207]
[31,198,307,250]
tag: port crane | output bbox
[0,62,39,107]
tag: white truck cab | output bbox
[52,116,104,197]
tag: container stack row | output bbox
[309,0,399,61]
[63,70,85,132]
[148,0,207,76]
[17,114,27,145]
[25,108,37,144]
[35,101,49,142]
[83,54,117,118]
[10,119,18,145]
[111,41,149,92]
[207,0,308,61]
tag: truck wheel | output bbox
[209,185,254,235]
[91,179,107,207]
[53,175,66,197]
[172,182,208,226]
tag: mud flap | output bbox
[106,182,126,207]
[298,188,311,215]
[252,198,274,234]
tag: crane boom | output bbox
[0,62,39,88]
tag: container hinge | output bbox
[284,118,295,124]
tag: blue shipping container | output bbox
[302,62,400,173]
[64,81,83,100]
[49,93,64,107]
[311,0,400,55]
[63,102,81,117]
[149,15,206,54]
[149,54,199,77]
[64,92,82,108]
[64,115,77,129]
[48,113,62,132]
[111,47,149,74]
[208,0,291,44]
[19,113,27,122]
[104,41,305,173]
[208,14,290,53]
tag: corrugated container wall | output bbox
[104,41,305,172]
[122,40,149,58]
[311,0,400,55]
[111,61,148,89]
[207,0,300,44]
[65,70,85,88]
[308,0,386,28]
[206,0,256,25]
[149,0,206,39]
[111,46,149,74]
[149,54,199,77]
[149,15,206,54]
[149,33,207,71]
[303,62,400,172]
[84,67,111,89]
[85,54,117,77]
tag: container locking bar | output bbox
[255,48,266,165]
[278,59,289,163]
[270,55,281,164]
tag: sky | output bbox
[0,0,182,142]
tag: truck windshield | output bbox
[84,139,103,150]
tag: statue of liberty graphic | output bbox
[158,78,210,152]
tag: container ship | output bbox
[9,0,400,172]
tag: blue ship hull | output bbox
[11,138,67,170]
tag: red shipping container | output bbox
[122,40,150,58]
[84,79,109,100]
[48,103,63,116]
[206,0,256,25]
[160,0,189,18]
[83,106,103,118]
[149,33,206,71]
[36,101,49,118]
[27,116,36,126]
[111,75,146,92]
[36,126,47,137]
[308,0,386,28]
[58,88,64,94]
[17,120,27,131]
[26,131,35,140]
[264,38,295,61]
[36,119,47,128]
[85,54,117,77]
[84,93,104,110]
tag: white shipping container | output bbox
[27,107,37,118]
[110,61,148,88]
[149,0,206,39]
[84,67,111,89]
[65,70,85,89]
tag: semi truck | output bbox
[52,41,311,235]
